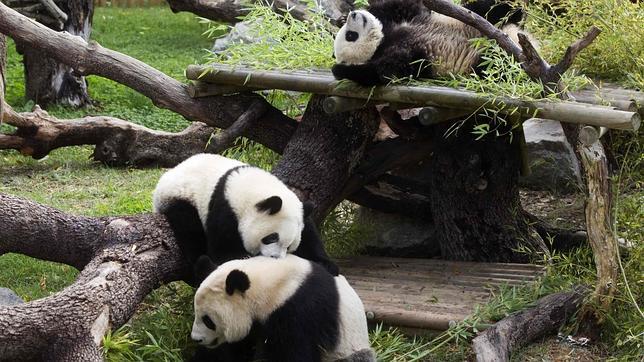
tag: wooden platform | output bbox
[185,64,641,132]
[338,256,545,330]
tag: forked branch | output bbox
[423,0,601,88]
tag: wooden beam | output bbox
[186,65,641,131]
[187,81,262,97]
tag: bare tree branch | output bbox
[0,101,216,167]
[0,2,297,154]
[206,99,269,153]
[423,0,601,88]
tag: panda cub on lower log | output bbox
[152,154,338,283]
[332,0,535,86]
[191,255,375,362]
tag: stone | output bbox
[357,207,440,258]
[520,118,583,194]
[212,20,261,53]
[0,287,24,306]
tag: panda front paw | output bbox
[331,63,383,87]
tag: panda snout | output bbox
[261,233,279,245]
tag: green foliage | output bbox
[203,1,334,70]
[523,0,644,88]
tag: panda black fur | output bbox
[152,154,338,283]
[332,0,535,86]
[190,255,375,362]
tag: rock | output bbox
[520,119,582,194]
[357,207,440,258]
[212,20,262,53]
[0,287,24,306]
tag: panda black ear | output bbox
[194,255,218,285]
[303,201,315,218]
[226,269,250,295]
[256,196,282,215]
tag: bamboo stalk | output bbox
[186,65,641,131]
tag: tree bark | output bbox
[427,120,548,262]
[0,100,219,167]
[472,286,588,362]
[14,0,94,107]
[0,193,187,361]
[576,141,619,334]
[272,95,380,222]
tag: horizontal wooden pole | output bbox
[323,96,375,114]
[186,65,641,131]
[187,81,262,97]
[571,93,638,112]
[579,125,608,146]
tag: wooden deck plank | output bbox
[339,256,545,330]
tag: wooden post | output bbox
[578,140,619,325]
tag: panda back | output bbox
[419,13,482,76]
[325,275,371,361]
[152,154,245,225]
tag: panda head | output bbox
[191,255,311,347]
[226,168,311,259]
[334,10,384,65]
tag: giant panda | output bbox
[190,254,375,362]
[152,153,338,283]
[332,0,535,86]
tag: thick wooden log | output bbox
[473,286,588,362]
[0,193,187,361]
[187,81,262,97]
[186,65,641,131]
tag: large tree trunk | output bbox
[0,194,187,361]
[427,120,547,262]
[273,95,380,223]
[17,0,93,107]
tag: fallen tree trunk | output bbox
[473,286,588,362]
[0,101,215,166]
[0,193,188,361]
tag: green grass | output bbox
[1,3,643,361]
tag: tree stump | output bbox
[15,0,93,107]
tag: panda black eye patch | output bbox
[261,233,279,245]
[202,315,216,331]
[345,31,358,42]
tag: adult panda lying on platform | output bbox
[190,254,375,362]
[332,0,535,86]
[152,154,338,283]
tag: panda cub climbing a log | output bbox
[152,154,338,283]
[190,254,375,362]
[332,0,535,86]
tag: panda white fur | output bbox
[332,0,536,86]
[152,153,338,283]
[190,255,375,362]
